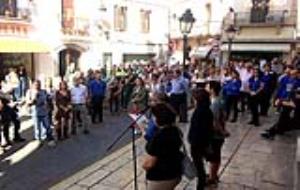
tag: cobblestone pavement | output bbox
[0,110,134,190]
[50,111,298,190]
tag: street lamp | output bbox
[179,9,195,70]
[225,25,237,65]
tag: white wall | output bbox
[100,0,169,65]
[170,0,230,38]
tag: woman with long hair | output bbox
[129,77,148,114]
[54,81,72,140]
[188,88,214,190]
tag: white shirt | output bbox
[71,84,88,104]
[239,68,252,92]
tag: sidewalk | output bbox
[51,112,297,190]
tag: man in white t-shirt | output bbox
[70,77,89,134]
[239,63,253,112]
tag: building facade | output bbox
[0,0,170,81]
[97,0,169,72]
[168,0,231,64]
[222,0,298,64]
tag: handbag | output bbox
[179,129,197,180]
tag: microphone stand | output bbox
[107,107,150,190]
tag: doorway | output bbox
[59,48,81,78]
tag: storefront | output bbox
[123,53,156,63]
[0,38,49,80]
[221,42,291,63]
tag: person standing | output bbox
[143,101,182,190]
[71,77,90,134]
[129,77,148,114]
[224,70,241,123]
[88,70,106,123]
[18,66,29,101]
[169,69,188,123]
[5,68,20,102]
[0,97,12,147]
[54,81,72,140]
[108,78,120,115]
[239,63,253,112]
[26,80,55,145]
[260,64,277,116]
[207,81,229,185]
[188,88,214,190]
[247,68,264,126]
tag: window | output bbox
[0,0,17,17]
[250,0,270,23]
[114,5,127,31]
[140,9,151,33]
[62,0,74,29]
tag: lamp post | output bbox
[179,9,195,70]
[225,25,237,66]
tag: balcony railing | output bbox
[0,8,32,36]
[61,17,90,36]
[234,10,296,27]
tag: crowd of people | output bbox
[0,57,300,189]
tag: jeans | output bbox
[33,115,53,141]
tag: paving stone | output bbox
[77,169,111,187]
[66,184,88,190]
[90,184,121,190]
[50,112,297,190]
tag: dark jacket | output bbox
[188,102,214,147]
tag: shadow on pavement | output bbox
[0,112,134,190]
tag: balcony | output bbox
[0,8,32,37]
[234,10,296,27]
[61,17,90,37]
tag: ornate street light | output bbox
[179,9,195,69]
[225,25,237,64]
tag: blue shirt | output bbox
[276,76,297,100]
[261,73,272,91]
[225,79,241,96]
[89,79,106,97]
[30,90,49,116]
[248,77,262,92]
[170,76,188,94]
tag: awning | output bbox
[221,43,291,52]
[0,38,50,53]
[190,46,212,58]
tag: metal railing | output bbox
[0,8,32,22]
[234,10,296,26]
[61,17,90,36]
